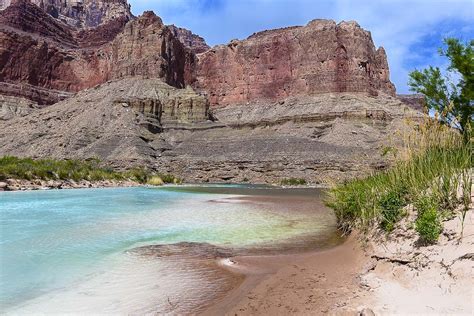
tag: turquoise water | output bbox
[0,185,341,313]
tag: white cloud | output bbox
[129,0,473,93]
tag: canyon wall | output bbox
[0,0,132,28]
[0,1,189,104]
[0,0,425,184]
[0,1,396,107]
[168,24,210,54]
[193,19,395,107]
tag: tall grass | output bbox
[0,156,182,185]
[326,119,472,242]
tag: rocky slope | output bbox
[0,77,423,183]
[0,0,132,28]
[192,19,395,107]
[0,77,210,168]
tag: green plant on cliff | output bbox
[408,38,473,136]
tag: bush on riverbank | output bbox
[326,120,472,243]
[280,178,307,186]
[0,156,181,185]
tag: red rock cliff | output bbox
[0,1,188,104]
[1,0,132,28]
[192,19,395,107]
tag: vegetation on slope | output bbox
[0,156,181,185]
[326,120,472,244]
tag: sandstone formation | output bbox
[0,0,132,28]
[192,20,395,107]
[0,94,38,120]
[168,24,210,54]
[155,93,423,184]
[0,1,189,104]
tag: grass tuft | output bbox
[326,119,472,242]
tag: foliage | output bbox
[460,169,472,237]
[408,38,473,134]
[147,176,164,186]
[326,120,472,241]
[379,186,408,232]
[415,197,443,244]
[0,156,181,185]
[280,178,307,186]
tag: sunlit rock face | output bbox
[192,19,395,107]
[168,24,210,54]
[0,0,132,28]
[0,2,189,104]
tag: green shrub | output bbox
[325,123,471,235]
[379,188,407,232]
[415,201,442,244]
[280,178,307,186]
[147,176,164,186]
[158,174,179,184]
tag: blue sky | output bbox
[129,0,473,93]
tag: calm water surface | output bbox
[0,185,342,313]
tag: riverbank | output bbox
[204,234,370,315]
[205,207,473,315]
[0,178,141,191]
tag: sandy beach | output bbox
[202,198,474,315]
[204,234,369,315]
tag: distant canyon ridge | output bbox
[0,0,424,184]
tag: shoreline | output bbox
[203,209,474,315]
[0,179,328,192]
[0,178,141,191]
[203,234,370,315]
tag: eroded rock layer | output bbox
[0,78,210,167]
[0,2,189,104]
[0,77,423,184]
[193,20,395,107]
[0,0,132,28]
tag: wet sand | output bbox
[202,194,474,315]
[203,234,368,315]
[128,190,356,314]
[197,194,370,315]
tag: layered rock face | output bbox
[0,2,188,104]
[0,0,132,28]
[0,81,423,183]
[193,20,395,107]
[168,24,210,54]
[0,94,38,120]
[0,78,211,167]
[0,1,425,184]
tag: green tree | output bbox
[408,38,473,135]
